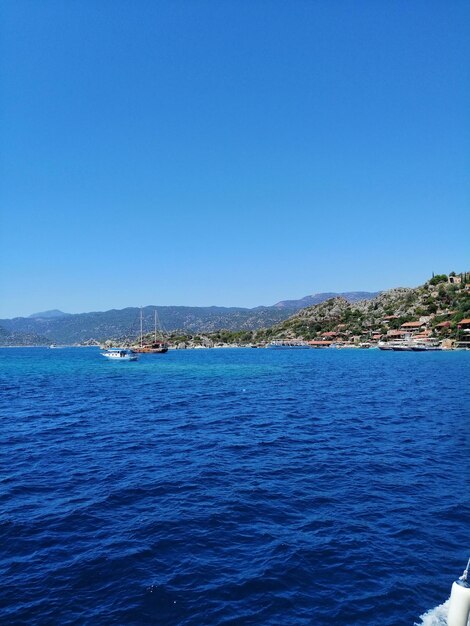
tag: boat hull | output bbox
[268,342,310,349]
[132,345,168,354]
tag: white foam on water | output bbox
[415,599,450,626]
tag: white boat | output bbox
[410,342,442,351]
[392,344,413,351]
[267,340,310,349]
[378,340,413,351]
[378,340,443,352]
[101,348,138,361]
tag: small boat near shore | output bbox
[101,348,138,361]
[132,343,168,354]
[132,309,168,354]
[378,341,399,350]
[267,340,310,349]
[378,340,443,352]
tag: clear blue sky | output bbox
[1,0,469,318]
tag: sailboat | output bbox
[132,308,169,354]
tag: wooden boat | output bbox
[132,309,168,354]
[133,342,168,354]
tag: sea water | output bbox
[0,347,469,625]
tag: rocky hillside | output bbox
[0,326,50,347]
[272,291,379,309]
[256,273,470,343]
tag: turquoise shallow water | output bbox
[0,347,469,624]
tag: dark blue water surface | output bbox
[1,347,469,625]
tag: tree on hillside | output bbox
[429,274,448,286]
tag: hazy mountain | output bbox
[0,292,380,345]
[29,310,71,319]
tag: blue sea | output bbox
[1,347,469,625]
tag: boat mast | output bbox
[154,310,157,343]
[140,308,143,348]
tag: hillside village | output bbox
[159,272,470,349]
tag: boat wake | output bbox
[415,599,450,625]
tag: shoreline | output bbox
[1,344,468,351]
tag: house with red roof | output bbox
[435,321,451,330]
[400,321,427,333]
[387,329,406,338]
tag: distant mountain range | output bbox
[0,292,380,345]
